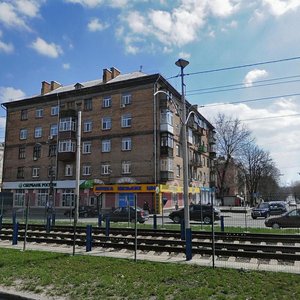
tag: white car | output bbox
[288,200,297,206]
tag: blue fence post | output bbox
[220,216,225,232]
[52,213,56,227]
[105,216,110,237]
[185,228,192,261]
[153,214,157,230]
[46,215,51,233]
[12,222,19,245]
[180,219,185,240]
[86,225,92,252]
[0,214,2,234]
[12,210,16,226]
[98,214,102,228]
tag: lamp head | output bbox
[175,58,189,69]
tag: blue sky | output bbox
[0,0,300,186]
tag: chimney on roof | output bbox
[41,81,51,95]
[50,81,62,91]
[103,68,112,83]
[110,67,121,79]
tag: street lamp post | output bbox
[175,58,192,261]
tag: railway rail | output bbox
[1,223,300,261]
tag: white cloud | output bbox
[263,0,300,16]
[0,2,30,30]
[126,11,149,34]
[64,0,103,8]
[208,0,239,17]
[0,40,14,53]
[201,97,300,184]
[30,37,63,58]
[110,0,128,8]
[88,18,109,32]
[178,51,191,59]
[15,0,44,18]
[62,63,70,70]
[0,86,26,103]
[243,69,268,87]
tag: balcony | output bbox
[160,171,174,182]
[190,159,203,168]
[57,151,76,162]
[197,145,207,153]
[160,146,174,157]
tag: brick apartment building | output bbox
[1,67,216,214]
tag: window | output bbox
[17,167,24,179]
[19,146,26,159]
[161,109,173,125]
[37,189,48,207]
[36,108,43,118]
[121,93,131,106]
[102,139,111,152]
[84,98,93,111]
[62,189,75,207]
[21,109,28,120]
[34,127,42,138]
[58,140,75,152]
[161,158,174,172]
[121,114,132,128]
[83,120,92,132]
[65,164,73,176]
[122,137,132,151]
[122,161,131,174]
[176,165,181,177]
[82,141,92,154]
[32,167,40,178]
[48,144,57,157]
[20,129,28,140]
[161,133,173,148]
[82,165,91,176]
[50,124,58,136]
[103,96,112,108]
[48,166,56,178]
[102,117,111,130]
[14,190,25,206]
[33,144,41,160]
[59,117,76,132]
[101,163,111,175]
[51,106,59,116]
[176,144,180,156]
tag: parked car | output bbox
[288,199,297,207]
[251,201,287,219]
[64,206,98,218]
[103,206,148,224]
[265,209,300,228]
[169,204,220,224]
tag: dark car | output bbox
[251,201,287,219]
[169,204,220,224]
[103,206,148,224]
[265,209,300,229]
[64,206,98,218]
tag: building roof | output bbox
[45,71,147,95]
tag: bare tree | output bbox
[238,144,279,206]
[214,113,252,203]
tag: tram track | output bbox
[1,223,300,261]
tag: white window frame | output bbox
[83,120,92,132]
[36,108,43,118]
[20,129,28,140]
[82,141,92,154]
[121,93,132,106]
[58,140,76,153]
[160,158,174,172]
[37,189,48,206]
[14,190,25,206]
[51,106,59,116]
[101,164,111,175]
[62,189,75,207]
[121,114,132,128]
[82,165,91,176]
[103,96,112,108]
[102,139,111,153]
[122,137,132,151]
[102,117,112,130]
[122,161,131,174]
[32,167,40,178]
[50,124,58,136]
[59,117,76,132]
[65,164,73,176]
[34,127,42,138]
[161,109,173,125]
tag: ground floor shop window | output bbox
[62,189,75,207]
[37,189,48,207]
[14,189,25,206]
